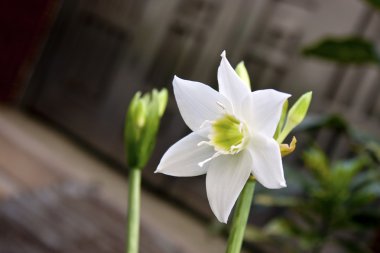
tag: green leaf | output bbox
[351,211,380,227]
[363,0,380,10]
[254,193,299,207]
[235,61,251,89]
[277,91,312,143]
[303,147,330,180]
[337,237,373,253]
[302,37,380,65]
[244,225,268,242]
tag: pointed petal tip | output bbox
[154,166,162,174]
[154,164,172,175]
[211,207,229,224]
[221,50,226,57]
[261,180,287,189]
[266,89,292,99]
[172,75,180,84]
[219,217,228,224]
[222,213,229,224]
[271,179,287,189]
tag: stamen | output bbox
[198,152,221,167]
[197,141,212,147]
[216,101,226,111]
[199,120,212,129]
[208,114,249,155]
[239,122,244,133]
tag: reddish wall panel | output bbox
[0,0,58,102]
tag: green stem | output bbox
[226,177,256,253]
[127,168,141,253]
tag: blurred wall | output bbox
[0,0,59,102]
[22,0,380,217]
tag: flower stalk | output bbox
[226,176,256,253]
[126,168,141,253]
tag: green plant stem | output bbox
[226,177,256,253]
[127,168,141,253]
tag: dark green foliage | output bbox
[302,37,380,65]
[364,0,380,10]
[245,146,380,253]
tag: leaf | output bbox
[351,210,380,227]
[351,170,380,193]
[330,156,369,186]
[303,147,330,180]
[337,237,373,253]
[254,193,299,207]
[363,0,380,10]
[302,37,380,65]
[244,225,269,242]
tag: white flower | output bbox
[155,51,290,223]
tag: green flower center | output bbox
[210,114,249,154]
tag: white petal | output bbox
[248,133,286,189]
[217,51,250,115]
[173,76,232,132]
[156,132,214,176]
[242,89,290,137]
[206,151,252,223]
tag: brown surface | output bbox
[0,110,183,252]
[0,134,63,193]
[0,182,182,253]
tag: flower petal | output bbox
[206,151,252,223]
[173,76,232,132]
[217,51,250,115]
[242,89,290,137]
[156,132,214,176]
[248,133,286,189]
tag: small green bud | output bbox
[157,89,168,117]
[235,61,251,89]
[124,88,168,169]
[135,99,147,128]
[277,91,312,143]
[274,100,288,140]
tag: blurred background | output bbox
[1,0,380,252]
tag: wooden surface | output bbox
[0,181,183,253]
[0,110,182,252]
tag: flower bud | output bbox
[235,61,251,89]
[277,91,312,143]
[125,88,168,169]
